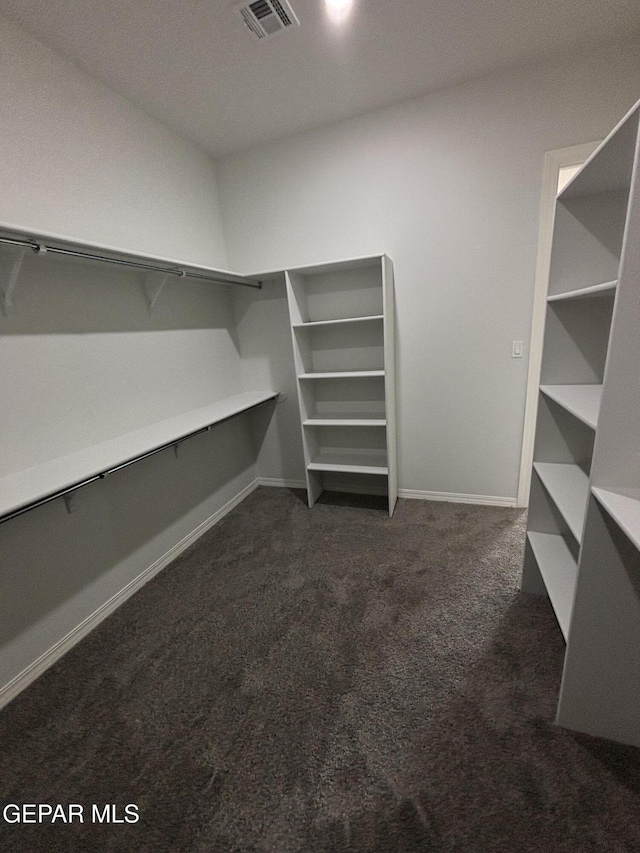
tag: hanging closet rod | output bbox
[0,235,262,289]
[0,394,277,525]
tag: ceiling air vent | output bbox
[235,0,300,40]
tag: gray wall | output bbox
[218,40,640,502]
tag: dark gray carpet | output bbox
[1,486,639,852]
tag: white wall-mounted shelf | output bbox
[286,255,397,515]
[0,390,278,524]
[539,384,602,430]
[527,532,577,640]
[523,98,640,747]
[0,220,261,314]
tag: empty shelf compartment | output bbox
[527,532,578,640]
[533,462,590,543]
[540,385,602,430]
[295,319,385,374]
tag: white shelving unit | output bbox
[522,99,640,746]
[285,255,397,516]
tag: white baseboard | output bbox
[0,478,260,712]
[258,477,307,489]
[258,480,515,507]
[398,488,517,508]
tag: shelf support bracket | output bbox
[143,273,171,314]
[1,249,28,315]
[63,493,77,515]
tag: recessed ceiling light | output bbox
[325,0,352,10]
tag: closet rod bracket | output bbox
[143,272,171,314]
[63,493,77,515]
[1,249,28,315]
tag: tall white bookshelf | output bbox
[521,99,640,746]
[286,255,397,516]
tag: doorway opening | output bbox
[516,141,601,507]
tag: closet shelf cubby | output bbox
[526,532,577,641]
[522,98,640,747]
[539,384,602,430]
[533,462,590,543]
[286,255,397,515]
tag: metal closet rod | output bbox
[0,235,262,289]
[0,400,275,525]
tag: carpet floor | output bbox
[1,486,639,852]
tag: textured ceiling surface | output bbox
[1,0,639,157]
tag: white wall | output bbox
[0,13,227,266]
[218,41,640,502]
[0,15,260,703]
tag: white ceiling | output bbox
[1,0,639,158]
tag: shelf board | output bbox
[304,415,386,427]
[0,390,278,523]
[308,449,388,475]
[547,281,617,302]
[539,384,602,430]
[299,370,385,380]
[533,462,590,543]
[592,487,640,550]
[293,314,384,329]
[0,220,260,289]
[527,532,577,641]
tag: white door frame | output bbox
[516,141,601,507]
